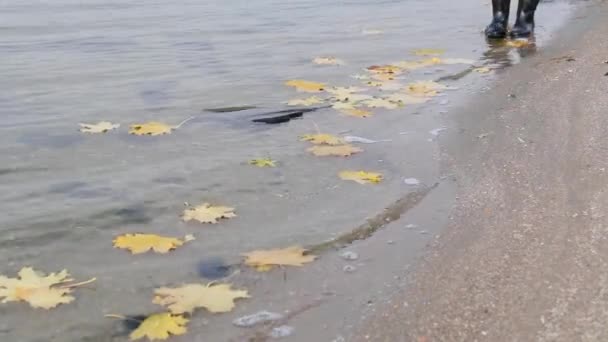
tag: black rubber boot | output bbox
[511,0,540,38]
[485,0,511,39]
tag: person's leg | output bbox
[485,0,511,38]
[511,0,541,37]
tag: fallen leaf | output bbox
[362,98,400,109]
[312,56,344,65]
[406,81,446,97]
[130,313,188,341]
[386,93,431,105]
[506,39,530,48]
[286,96,324,106]
[79,121,120,133]
[367,65,402,75]
[249,158,277,167]
[339,171,383,184]
[474,67,491,74]
[243,246,316,271]
[308,144,362,157]
[378,82,405,91]
[113,234,192,254]
[326,86,366,101]
[300,133,344,145]
[412,48,445,56]
[153,283,250,314]
[366,80,384,87]
[0,267,94,309]
[182,203,236,224]
[285,80,325,93]
[129,122,174,136]
[340,108,372,118]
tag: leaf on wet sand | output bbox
[249,158,277,167]
[153,283,250,314]
[362,98,400,109]
[339,171,383,184]
[300,134,345,145]
[286,96,324,106]
[0,267,95,309]
[113,234,193,254]
[411,48,445,56]
[367,65,402,75]
[340,108,372,118]
[243,246,316,271]
[182,203,236,224]
[79,121,120,134]
[285,80,325,93]
[129,122,174,136]
[312,56,344,65]
[129,313,188,341]
[326,86,366,101]
[308,144,362,157]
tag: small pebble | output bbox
[270,325,294,339]
[340,251,359,261]
[343,265,357,273]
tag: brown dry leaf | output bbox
[308,144,362,157]
[412,48,445,56]
[339,171,383,184]
[130,313,188,341]
[312,56,344,65]
[300,133,344,145]
[285,79,326,92]
[286,96,324,106]
[243,246,316,271]
[153,283,250,314]
[129,122,174,136]
[406,81,446,97]
[113,234,193,254]
[362,98,400,109]
[182,203,236,224]
[79,121,120,134]
[0,267,95,309]
[340,108,372,118]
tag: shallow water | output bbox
[0,0,577,340]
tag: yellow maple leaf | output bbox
[113,234,192,254]
[243,246,316,271]
[362,98,399,109]
[285,79,325,93]
[312,56,344,65]
[79,121,120,133]
[300,133,344,145]
[308,144,362,157]
[366,64,402,75]
[411,48,445,56]
[130,313,188,341]
[182,203,236,224]
[153,283,249,314]
[286,96,324,106]
[0,267,94,309]
[129,122,174,136]
[249,158,277,167]
[340,108,372,118]
[406,81,446,97]
[339,170,383,184]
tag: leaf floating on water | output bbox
[243,246,316,271]
[339,170,383,184]
[0,267,95,309]
[249,158,277,168]
[129,122,174,136]
[411,48,445,56]
[285,80,326,93]
[506,39,530,48]
[113,233,192,254]
[406,81,446,97]
[308,144,362,157]
[129,313,188,341]
[286,96,324,106]
[153,283,250,314]
[340,108,372,118]
[366,80,385,87]
[367,65,403,75]
[362,98,400,109]
[312,56,344,66]
[326,86,366,101]
[182,203,236,224]
[300,134,345,145]
[79,121,120,134]
[473,67,491,74]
